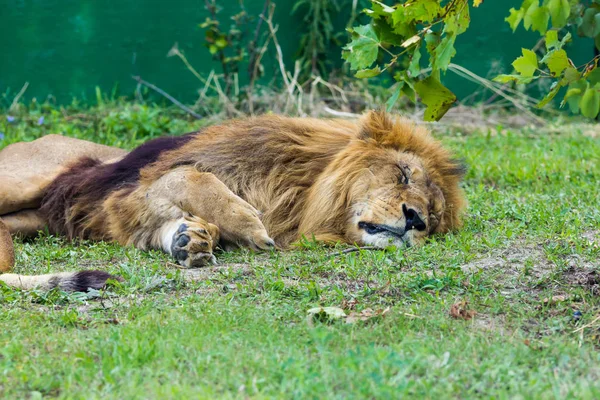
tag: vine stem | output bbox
[131,76,203,119]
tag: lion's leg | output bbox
[1,209,47,237]
[0,218,15,273]
[144,166,275,250]
[0,134,126,215]
[106,166,273,267]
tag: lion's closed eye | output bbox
[397,164,411,185]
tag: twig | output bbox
[247,33,273,114]
[200,70,216,98]
[326,246,381,258]
[9,82,29,112]
[323,106,360,118]
[346,0,359,30]
[166,261,188,270]
[572,314,600,333]
[261,5,290,89]
[312,76,349,104]
[248,0,271,79]
[212,74,245,117]
[447,63,548,125]
[167,43,210,86]
[131,75,202,119]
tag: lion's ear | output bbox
[358,110,394,143]
[445,158,468,179]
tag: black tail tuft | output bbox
[60,270,123,292]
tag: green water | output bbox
[0,0,593,105]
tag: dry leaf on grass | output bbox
[306,306,347,326]
[341,298,358,311]
[449,301,476,320]
[542,295,568,304]
[306,306,391,325]
[346,307,390,324]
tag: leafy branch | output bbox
[498,0,600,118]
[343,0,483,121]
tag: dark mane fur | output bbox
[41,134,195,238]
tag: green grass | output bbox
[1,103,600,398]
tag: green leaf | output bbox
[425,31,440,53]
[578,8,600,37]
[506,8,525,32]
[424,31,440,71]
[580,84,600,118]
[512,48,538,77]
[547,0,570,28]
[545,30,559,50]
[523,2,540,31]
[564,80,587,112]
[562,67,581,84]
[445,1,471,35]
[593,13,600,36]
[493,74,536,84]
[543,49,569,76]
[434,35,456,71]
[561,87,582,109]
[386,83,403,112]
[391,7,414,36]
[414,75,457,121]
[529,6,550,33]
[408,45,422,77]
[404,0,442,24]
[355,66,382,78]
[394,71,417,103]
[493,74,518,83]
[369,0,395,18]
[560,31,572,47]
[537,81,562,108]
[343,25,380,70]
[372,18,406,45]
[586,67,600,85]
[215,37,228,49]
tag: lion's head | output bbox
[299,111,467,248]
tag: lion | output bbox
[0,111,466,291]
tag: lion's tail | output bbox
[0,270,119,291]
[0,217,119,292]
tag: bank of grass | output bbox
[0,103,599,398]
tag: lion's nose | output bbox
[403,205,426,231]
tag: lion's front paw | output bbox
[228,216,275,251]
[248,230,276,251]
[170,217,219,268]
[217,203,276,251]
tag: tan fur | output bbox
[2,209,46,236]
[0,272,71,290]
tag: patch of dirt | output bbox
[562,123,600,138]
[460,244,552,281]
[182,263,253,282]
[562,255,600,295]
[581,230,600,246]
[460,237,599,295]
[473,314,508,336]
[315,270,373,292]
